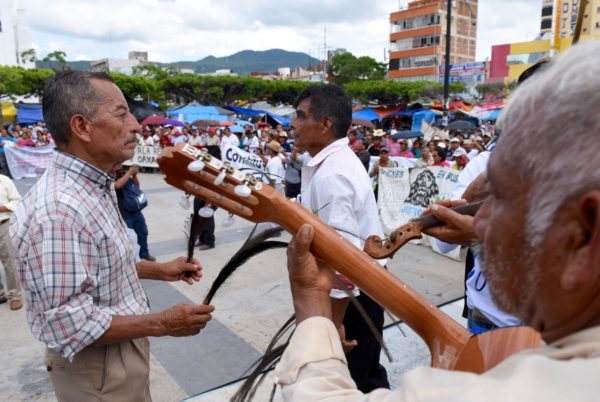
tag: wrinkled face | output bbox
[474,147,539,320]
[87,79,140,170]
[291,98,327,156]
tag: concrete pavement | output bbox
[1,172,465,401]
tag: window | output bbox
[389,59,400,70]
[541,19,552,29]
[395,13,440,32]
[541,6,553,17]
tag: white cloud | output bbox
[20,0,544,65]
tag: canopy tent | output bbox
[17,103,43,124]
[126,95,166,123]
[1,103,17,125]
[227,105,264,116]
[352,108,381,121]
[167,104,230,124]
[265,112,291,127]
[411,110,438,132]
[479,109,502,121]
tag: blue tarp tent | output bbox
[352,108,381,121]
[265,112,291,127]
[167,104,229,123]
[411,110,437,132]
[17,104,43,124]
[227,105,264,116]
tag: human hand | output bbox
[287,224,335,322]
[337,324,358,353]
[129,165,140,176]
[421,200,478,246]
[160,304,214,337]
[160,257,202,285]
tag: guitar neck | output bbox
[269,196,470,367]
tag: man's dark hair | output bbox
[42,70,115,146]
[295,84,352,139]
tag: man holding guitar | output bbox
[275,42,600,401]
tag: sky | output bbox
[18,0,543,64]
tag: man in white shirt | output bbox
[274,41,600,401]
[219,127,240,155]
[291,84,389,392]
[0,174,22,310]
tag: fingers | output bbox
[162,304,215,337]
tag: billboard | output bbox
[438,61,487,84]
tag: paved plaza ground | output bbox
[1,172,465,401]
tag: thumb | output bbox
[430,204,453,223]
[192,304,215,314]
[295,224,314,251]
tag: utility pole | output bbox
[323,25,328,82]
[443,0,452,127]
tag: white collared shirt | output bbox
[0,174,21,221]
[301,138,386,297]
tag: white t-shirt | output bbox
[266,155,285,184]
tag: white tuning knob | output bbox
[214,170,226,185]
[234,184,252,198]
[222,213,235,227]
[178,195,191,209]
[187,159,205,172]
[198,207,214,218]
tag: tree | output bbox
[20,48,37,65]
[329,52,386,85]
[43,50,68,71]
[0,66,54,99]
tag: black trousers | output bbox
[342,292,390,392]
[193,197,215,247]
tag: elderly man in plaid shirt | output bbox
[10,70,215,402]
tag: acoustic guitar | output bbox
[157,143,541,373]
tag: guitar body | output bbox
[157,143,541,373]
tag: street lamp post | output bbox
[443,0,452,127]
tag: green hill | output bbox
[35,49,321,76]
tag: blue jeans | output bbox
[124,211,150,259]
[467,309,498,335]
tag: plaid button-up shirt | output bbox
[10,152,149,361]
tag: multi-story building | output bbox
[0,0,34,68]
[540,0,554,35]
[490,0,600,83]
[388,0,478,81]
[90,51,148,75]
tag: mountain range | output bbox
[36,49,322,76]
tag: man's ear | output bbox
[69,114,93,144]
[561,191,600,291]
[321,116,334,133]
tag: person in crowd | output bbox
[17,131,36,147]
[367,133,383,156]
[284,145,307,199]
[275,41,600,401]
[451,148,469,171]
[115,164,155,261]
[447,137,464,159]
[220,127,240,155]
[369,147,398,201]
[0,129,18,177]
[384,132,400,156]
[170,127,187,145]
[432,146,451,167]
[243,130,260,154]
[411,138,423,159]
[292,84,390,393]
[139,129,154,146]
[278,131,292,152]
[397,138,415,158]
[415,146,434,168]
[481,132,492,147]
[205,127,221,159]
[187,128,203,147]
[257,140,286,195]
[463,139,479,160]
[152,127,162,147]
[10,71,213,401]
[0,174,22,310]
[356,140,371,172]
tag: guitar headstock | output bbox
[363,221,423,259]
[157,143,285,224]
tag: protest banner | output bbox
[5,144,54,179]
[221,144,267,179]
[378,165,461,259]
[124,145,162,168]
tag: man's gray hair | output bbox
[497,40,600,247]
[42,70,115,147]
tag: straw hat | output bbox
[373,129,386,137]
[267,140,282,153]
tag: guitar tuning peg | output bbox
[234,184,252,198]
[188,159,205,172]
[214,169,226,186]
[222,213,235,227]
[178,194,191,210]
[198,206,215,218]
